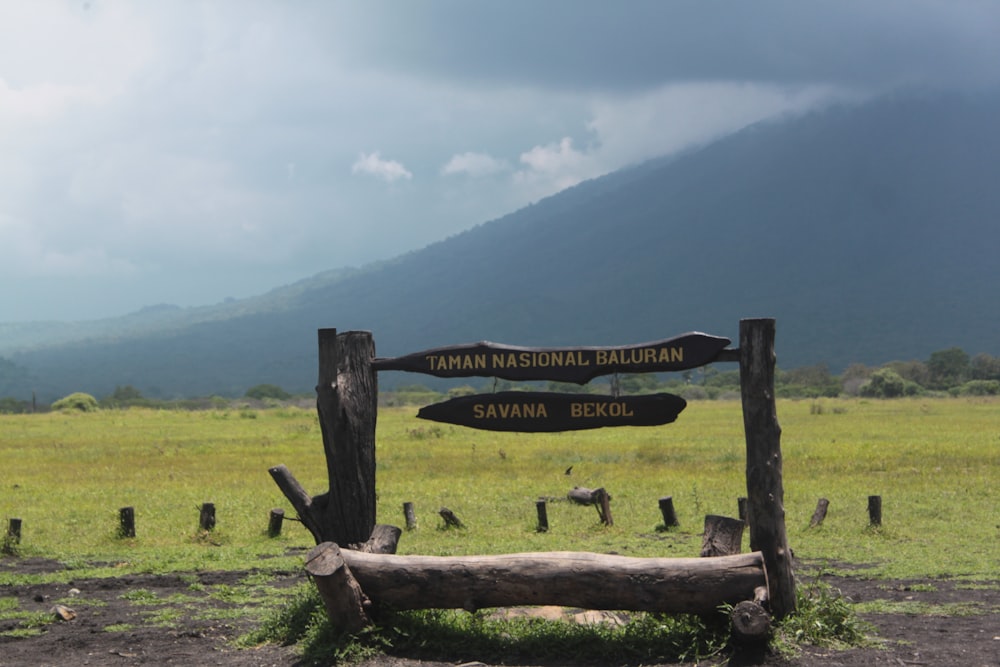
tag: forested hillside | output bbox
[4,89,999,401]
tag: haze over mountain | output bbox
[3,89,999,401]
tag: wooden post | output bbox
[868,495,882,526]
[269,329,381,546]
[7,518,21,544]
[305,542,371,633]
[739,318,795,619]
[658,496,679,528]
[199,502,216,531]
[536,499,549,532]
[809,498,830,528]
[268,508,284,537]
[361,524,402,554]
[403,502,417,531]
[700,515,745,557]
[118,507,136,538]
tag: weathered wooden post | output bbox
[536,499,549,532]
[658,496,680,528]
[267,508,285,537]
[868,495,882,527]
[118,507,136,538]
[270,329,381,547]
[199,502,216,531]
[809,498,830,528]
[403,502,417,531]
[7,518,21,544]
[739,318,796,619]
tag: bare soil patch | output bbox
[1,556,996,666]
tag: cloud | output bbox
[442,152,508,177]
[351,152,414,182]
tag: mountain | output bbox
[4,89,1000,401]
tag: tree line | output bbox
[2,347,999,414]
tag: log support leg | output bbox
[306,542,372,634]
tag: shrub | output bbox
[955,380,1000,396]
[51,392,100,412]
[245,384,291,400]
[859,369,905,398]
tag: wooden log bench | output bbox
[305,541,770,634]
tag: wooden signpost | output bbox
[270,319,796,635]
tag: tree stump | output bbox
[6,518,21,544]
[700,515,745,557]
[868,495,882,526]
[658,496,679,528]
[809,498,830,528]
[267,508,284,538]
[439,507,464,529]
[199,503,216,531]
[118,507,136,538]
[359,524,401,554]
[536,499,549,532]
[403,502,417,531]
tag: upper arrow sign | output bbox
[373,332,731,384]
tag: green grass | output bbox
[1,398,998,660]
[1,399,997,577]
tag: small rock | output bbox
[50,604,76,621]
[68,588,81,597]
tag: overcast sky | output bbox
[2,1,998,322]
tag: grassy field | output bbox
[1,398,997,581]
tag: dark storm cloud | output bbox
[331,1,1000,91]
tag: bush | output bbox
[859,369,905,398]
[955,380,1000,396]
[51,392,100,412]
[245,384,291,400]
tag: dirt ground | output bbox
[1,556,996,667]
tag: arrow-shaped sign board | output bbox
[417,391,687,433]
[374,332,730,384]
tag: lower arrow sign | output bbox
[417,391,687,432]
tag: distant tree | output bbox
[778,364,840,397]
[970,353,1000,382]
[51,392,100,412]
[840,363,874,396]
[0,397,30,414]
[859,369,906,398]
[618,373,660,394]
[447,385,477,398]
[955,380,1000,396]
[245,384,291,400]
[927,347,970,389]
[884,360,930,387]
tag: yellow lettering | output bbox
[671,347,683,362]
[475,354,487,369]
[473,405,484,419]
[595,350,608,365]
